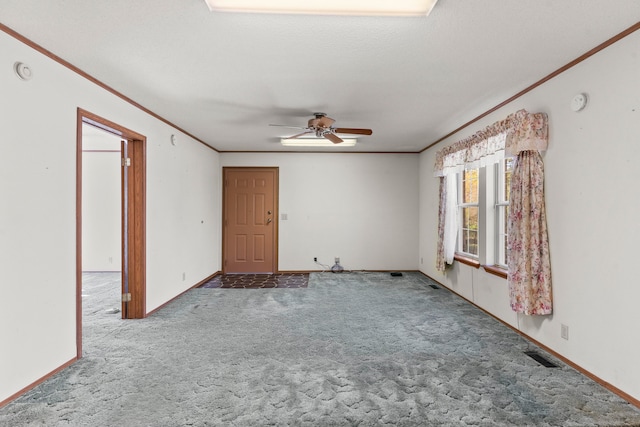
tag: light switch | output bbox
[280,213,288,220]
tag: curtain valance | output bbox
[434,109,548,176]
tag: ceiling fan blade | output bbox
[324,133,343,144]
[334,127,373,135]
[269,124,308,130]
[287,131,313,139]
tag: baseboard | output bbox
[276,270,419,274]
[277,270,315,274]
[0,357,77,409]
[417,271,640,409]
[146,271,221,317]
[2,271,222,407]
[194,271,222,287]
[81,270,121,273]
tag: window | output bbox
[435,112,549,280]
[452,156,512,276]
[458,168,479,257]
[441,133,514,274]
[495,158,513,267]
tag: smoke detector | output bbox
[14,62,33,81]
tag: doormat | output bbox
[198,273,309,289]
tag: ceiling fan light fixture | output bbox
[204,0,438,16]
[281,138,357,147]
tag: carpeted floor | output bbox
[2,271,640,426]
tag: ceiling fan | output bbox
[269,112,373,144]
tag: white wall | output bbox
[419,31,640,400]
[222,153,419,271]
[82,127,122,271]
[3,18,638,409]
[0,30,220,403]
[146,132,220,311]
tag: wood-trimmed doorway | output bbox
[76,108,146,359]
[223,167,279,273]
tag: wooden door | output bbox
[121,140,129,318]
[120,138,146,319]
[224,168,278,273]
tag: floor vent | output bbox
[429,284,440,289]
[524,351,559,368]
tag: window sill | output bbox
[454,253,480,269]
[453,255,507,279]
[483,264,508,279]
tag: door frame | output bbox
[222,167,279,274]
[76,108,147,358]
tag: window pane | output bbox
[468,230,478,255]
[462,230,478,255]
[504,158,513,202]
[504,205,509,228]
[463,169,478,204]
[497,205,508,266]
[458,169,479,258]
[504,205,509,264]
[463,206,478,230]
[462,206,479,256]
[469,206,478,231]
[462,229,470,253]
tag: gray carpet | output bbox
[2,272,639,426]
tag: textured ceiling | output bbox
[1,1,639,152]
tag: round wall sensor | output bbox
[14,62,33,81]
[571,93,588,112]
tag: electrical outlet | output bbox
[182,272,186,281]
[335,257,340,264]
[561,324,569,340]
[314,257,317,262]
[421,257,423,264]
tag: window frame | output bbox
[457,167,480,259]
[494,158,512,268]
[450,158,510,280]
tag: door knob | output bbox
[266,218,272,224]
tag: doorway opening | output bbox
[76,109,146,359]
[81,123,123,356]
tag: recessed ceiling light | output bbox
[204,0,438,16]
[281,138,357,147]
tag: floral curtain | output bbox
[433,109,553,315]
[507,153,552,315]
[433,109,547,177]
[436,176,447,271]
